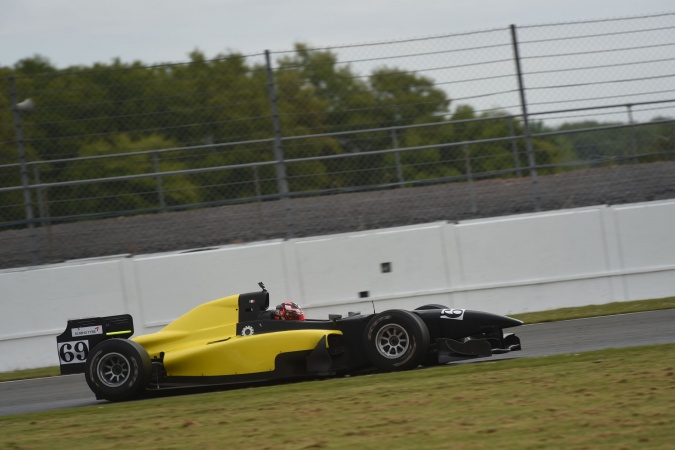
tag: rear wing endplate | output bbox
[55,314,134,375]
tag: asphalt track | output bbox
[1,309,674,417]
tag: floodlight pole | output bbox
[9,73,38,264]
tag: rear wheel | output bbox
[85,339,151,402]
[363,310,430,371]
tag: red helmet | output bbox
[273,302,305,320]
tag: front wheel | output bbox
[85,338,151,402]
[363,310,430,371]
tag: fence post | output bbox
[390,128,404,186]
[152,151,167,211]
[463,143,477,213]
[510,25,541,211]
[265,50,293,237]
[626,104,639,162]
[9,73,39,265]
[33,165,50,227]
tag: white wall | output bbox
[2,199,674,372]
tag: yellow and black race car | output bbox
[56,283,522,402]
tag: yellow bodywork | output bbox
[132,294,342,377]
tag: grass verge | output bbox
[510,296,675,324]
[1,344,673,450]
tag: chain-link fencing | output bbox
[1,12,674,268]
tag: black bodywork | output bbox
[234,303,522,375]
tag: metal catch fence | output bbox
[0,12,674,268]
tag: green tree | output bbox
[52,134,199,218]
[635,117,675,163]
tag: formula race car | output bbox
[56,283,522,402]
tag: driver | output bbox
[272,301,306,320]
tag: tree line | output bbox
[0,45,672,225]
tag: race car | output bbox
[56,282,522,402]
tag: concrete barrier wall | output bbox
[2,199,674,372]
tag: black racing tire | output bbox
[85,338,152,402]
[414,305,449,365]
[363,310,430,371]
[414,304,449,311]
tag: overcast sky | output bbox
[1,0,674,68]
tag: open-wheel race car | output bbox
[56,283,522,402]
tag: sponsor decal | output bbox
[71,325,103,337]
[441,309,466,320]
[241,325,255,336]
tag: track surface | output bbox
[1,309,674,417]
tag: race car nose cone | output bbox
[464,310,523,329]
[500,315,524,328]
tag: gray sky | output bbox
[2,0,674,68]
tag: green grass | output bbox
[1,296,674,382]
[1,344,673,449]
[510,297,675,324]
[0,366,60,382]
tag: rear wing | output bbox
[56,315,134,375]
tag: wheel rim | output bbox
[96,352,131,387]
[375,324,410,359]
